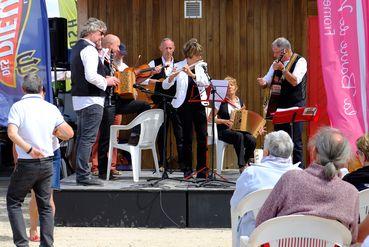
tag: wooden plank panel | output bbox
[82,0,317,169]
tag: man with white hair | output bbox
[257,37,307,167]
[230,130,300,246]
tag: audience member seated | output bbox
[230,130,300,246]
[343,133,369,191]
[256,127,359,243]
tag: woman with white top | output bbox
[216,77,256,173]
[162,38,209,178]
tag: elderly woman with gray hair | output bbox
[230,130,300,246]
[256,127,359,243]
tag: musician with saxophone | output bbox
[257,37,307,167]
[215,77,257,174]
[162,38,209,178]
[97,34,150,180]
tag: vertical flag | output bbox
[0,0,52,126]
[317,0,369,148]
[58,0,77,48]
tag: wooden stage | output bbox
[54,170,238,228]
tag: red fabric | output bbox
[307,17,331,163]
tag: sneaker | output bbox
[76,177,103,186]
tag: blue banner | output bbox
[0,0,52,126]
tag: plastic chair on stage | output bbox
[106,109,164,182]
[231,188,272,247]
[241,215,352,247]
[359,188,369,223]
[206,108,229,174]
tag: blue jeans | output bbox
[51,149,61,190]
[75,104,103,181]
[7,157,54,247]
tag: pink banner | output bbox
[317,0,368,149]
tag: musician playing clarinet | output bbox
[257,37,307,167]
[162,38,209,178]
[96,34,150,180]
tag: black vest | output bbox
[216,99,244,133]
[151,58,176,104]
[278,55,307,108]
[71,39,106,97]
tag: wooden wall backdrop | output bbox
[77,0,318,169]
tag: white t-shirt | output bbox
[8,94,65,159]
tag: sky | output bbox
[45,0,60,17]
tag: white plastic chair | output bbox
[359,188,369,223]
[206,108,229,174]
[231,188,273,247]
[242,215,352,247]
[106,109,164,182]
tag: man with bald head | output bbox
[97,34,150,180]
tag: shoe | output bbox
[111,169,122,175]
[91,170,99,176]
[99,172,118,180]
[76,177,103,186]
[183,169,193,179]
[196,167,208,179]
[29,234,40,242]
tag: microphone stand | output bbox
[198,68,235,187]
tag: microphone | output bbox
[202,64,212,81]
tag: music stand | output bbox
[272,106,318,142]
[188,80,235,186]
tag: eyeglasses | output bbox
[98,30,105,36]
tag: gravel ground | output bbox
[0,179,231,247]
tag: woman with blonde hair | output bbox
[215,76,256,173]
[343,133,369,191]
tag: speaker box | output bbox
[49,17,68,67]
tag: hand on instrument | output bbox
[153,65,162,74]
[168,67,177,82]
[257,78,267,87]
[258,127,267,136]
[222,119,233,128]
[272,61,285,71]
[183,65,196,79]
[106,76,120,87]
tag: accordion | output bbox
[231,109,266,137]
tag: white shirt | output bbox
[141,56,175,86]
[72,38,107,111]
[230,155,301,246]
[263,55,307,85]
[8,94,65,158]
[162,59,210,108]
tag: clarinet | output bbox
[107,50,114,106]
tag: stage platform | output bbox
[54,170,238,228]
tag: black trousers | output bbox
[98,98,150,175]
[7,157,54,247]
[218,129,256,168]
[274,121,303,167]
[156,101,184,165]
[178,103,207,172]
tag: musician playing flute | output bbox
[162,38,209,178]
[257,37,307,167]
[215,77,257,174]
